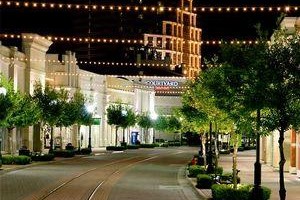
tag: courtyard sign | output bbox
[145,80,179,87]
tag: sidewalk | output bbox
[0,147,108,175]
[187,150,300,200]
[219,150,300,200]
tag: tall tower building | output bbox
[143,0,202,79]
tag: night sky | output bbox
[0,0,299,67]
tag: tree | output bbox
[261,31,300,200]
[5,92,40,154]
[32,82,63,153]
[137,112,153,143]
[69,90,92,151]
[166,115,182,139]
[181,75,232,173]
[55,88,73,149]
[106,103,125,146]
[0,75,13,123]
[120,106,136,145]
[0,75,40,154]
[154,115,169,132]
[203,30,300,199]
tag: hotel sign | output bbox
[145,80,179,87]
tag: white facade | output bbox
[0,34,186,154]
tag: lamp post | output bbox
[206,121,214,173]
[88,124,92,151]
[121,109,127,145]
[0,86,7,167]
[86,105,94,152]
[253,109,263,199]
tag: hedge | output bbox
[139,144,158,148]
[53,150,75,157]
[106,146,126,151]
[211,184,271,200]
[188,165,206,177]
[127,145,140,149]
[2,155,31,165]
[197,174,213,189]
[31,153,55,161]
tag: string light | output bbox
[0,1,298,13]
[0,33,269,46]
[75,82,188,90]
[48,72,187,80]
[0,56,176,68]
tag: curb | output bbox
[184,168,213,200]
[0,154,87,175]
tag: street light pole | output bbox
[206,121,214,173]
[253,109,262,199]
[88,124,92,151]
[86,104,94,152]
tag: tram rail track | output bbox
[35,155,159,200]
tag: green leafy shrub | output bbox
[106,146,126,151]
[80,148,92,155]
[159,142,169,147]
[127,145,140,149]
[212,184,271,200]
[2,155,31,165]
[238,147,245,151]
[214,166,223,175]
[168,141,181,146]
[197,174,213,189]
[261,186,272,200]
[250,186,272,200]
[53,150,75,157]
[220,172,241,184]
[139,144,157,148]
[31,153,55,161]
[188,165,206,177]
[2,155,14,164]
[14,155,31,165]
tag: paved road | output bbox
[0,147,202,200]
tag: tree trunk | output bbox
[145,128,147,143]
[77,125,81,151]
[232,132,239,190]
[59,126,63,149]
[278,128,286,200]
[199,133,203,156]
[49,126,54,154]
[122,128,125,143]
[7,128,13,154]
[115,127,118,146]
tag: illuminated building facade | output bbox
[143,0,202,79]
[0,33,186,153]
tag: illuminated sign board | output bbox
[145,80,179,87]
